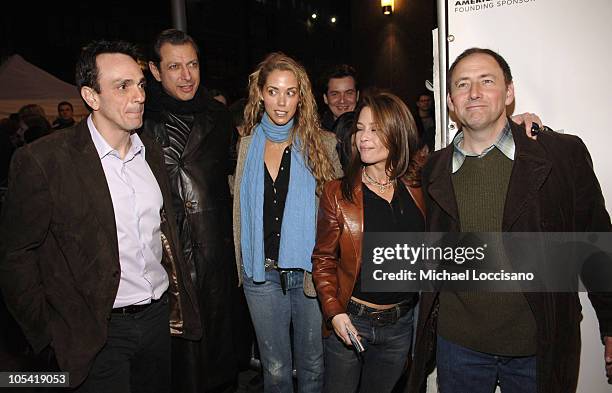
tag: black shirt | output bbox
[263,147,291,261]
[352,183,424,305]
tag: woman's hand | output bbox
[511,112,542,140]
[331,313,360,346]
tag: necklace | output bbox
[363,168,394,193]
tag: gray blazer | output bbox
[232,131,342,294]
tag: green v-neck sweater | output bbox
[438,148,537,356]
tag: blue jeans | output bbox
[436,335,536,393]
[243,270,323,393]
[323,308,414,393]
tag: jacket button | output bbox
[185,201,193,208]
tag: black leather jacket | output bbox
[141,89,239,390]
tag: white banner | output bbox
[435,0,612,392]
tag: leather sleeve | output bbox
[312,181,344,321]
[0,146,52,353]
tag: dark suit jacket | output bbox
[408,120,612,393]
[0,120,201,387]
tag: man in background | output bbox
[52,101,76,130]
[415,92,435,151]
[320,64,359,131]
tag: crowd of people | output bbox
[1,28,611,393]
[0,101,77,189]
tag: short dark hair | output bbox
[323,64,359,94]
[416,91,433,101]
[18,104,46,118]
[151,29,199,66]
[57,101,73,111]
[75,40,142,93]
[447,47,513,92]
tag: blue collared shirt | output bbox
[87,116,168,308]
[452,121,515,173]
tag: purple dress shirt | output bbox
[87,116,169,308]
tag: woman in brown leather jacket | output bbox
[312,90,426,393]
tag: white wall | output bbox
[434,0,612,391]
[445,0,612,204]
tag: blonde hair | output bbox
[243,52,336,194]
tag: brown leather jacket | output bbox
[312,174,425,337]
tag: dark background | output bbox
[1,0,437,108]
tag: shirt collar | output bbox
[87,115,145,160]
[452,120,515,173]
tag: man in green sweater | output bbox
[408,48,612,393]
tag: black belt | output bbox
[112,297,162,314]
[346,296,418,326]
[264,258,304,295]
[264,257,279,272]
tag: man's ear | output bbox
[323,94,329,106]
[447,92,455,113]
[505,82,515,106]
[81,86,99,111]
[149,61,162,82]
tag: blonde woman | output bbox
[233,52,341,392]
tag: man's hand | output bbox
[331,313,359,346]
[605,336,612,382]
[511,112,543,140]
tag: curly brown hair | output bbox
[243,52,337,194]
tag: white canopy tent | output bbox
[0,54,89,122]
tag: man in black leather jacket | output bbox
[141,29,239,393]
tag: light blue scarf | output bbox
[240,114,317,282]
